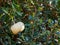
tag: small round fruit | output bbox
[11,22,25,35]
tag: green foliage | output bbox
[0,0,60,45]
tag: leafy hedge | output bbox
[0,0,60,45]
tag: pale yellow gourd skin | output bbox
[11,22,25,35]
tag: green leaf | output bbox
[40,18,43,24]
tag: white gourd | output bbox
[11,22,25,34]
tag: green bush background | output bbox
[0,0,60,45]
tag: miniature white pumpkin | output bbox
[11,22,25,34]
